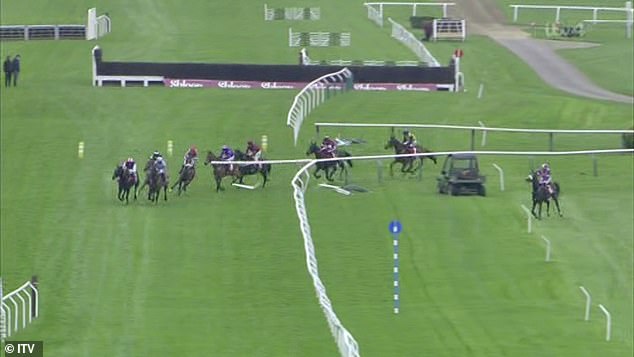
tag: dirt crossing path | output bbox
[447,0,634,104]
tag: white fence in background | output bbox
[432,18,466,41]
[1,278,39,339]
[388,17,440,66]
[364,2,455,27]
[510,2,633,38]
[313,122,634,151]
[286,68,354,146]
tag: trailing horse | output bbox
[526,171,562,219]
[170,164,196,195]
[234,150,271,188]
[384,135,436,176]
[204,150,242,192]
[112,165,138,204]
[305,141,352,181]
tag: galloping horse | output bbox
[144,159,168,202]
[305,141,353,181]
[526,171,562,219]
[112,165,138,204]
[170,164,196,195]
[204,150,242,192]
[384,135,436,176]
[234,150,271,188]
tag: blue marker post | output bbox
[388,220,402,314]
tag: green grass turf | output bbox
[1,0,633,356]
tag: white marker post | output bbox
[598,304,611,341]
[167,140,173,157]
[520,204,532,233]
[492,163,504,191]
[579,286,591,321]
[477,83,484,99]
[540,235,551,262]
[261,135,268,152]
[78,141,84,158]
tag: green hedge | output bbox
[410,16,435,29]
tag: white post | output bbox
[540,235,551,262]
[579,286,591,321]
[412,3,417,16]
[443,3,449,18]
[478,120,487,145]
[598,304,611,341]
[593,8,598,22]
[492,164,504,191]
[520,204,532,233]
[513,6,519,22]
[86,7,97,40]
[556,7,561,22]
[477,83,484,99]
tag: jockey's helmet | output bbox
[222,145,228,150]
[248,140,254,146]
[324,135,330,139]
[542,163,549,170]
[190,145,197,151]
[404,130,410,135]
[127,157,134,163]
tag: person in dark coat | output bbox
[3,55,12,87]
[11,54,21,87]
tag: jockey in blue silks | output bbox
[154,156,167,181]
[220,145,235,171]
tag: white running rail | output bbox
[388,17,441,67]
[1,279,39,339]
[286,68,354,146]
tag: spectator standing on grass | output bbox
[12,54,21,87]
[3,55,12,87]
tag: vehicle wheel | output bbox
[450,184,459,196]
[478,185,486,197]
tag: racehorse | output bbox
[112,165,138,204]
[526,170,562,219]
[305,141,353,181]
[170,164,196,195]
[234,150,271,188]
[384,135,437,176]
[204,150,242,192]
[144,159,169,202]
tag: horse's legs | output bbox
[163,185,168,201]
[531,199,538,218]
[261,170,267,188]
[389,161,396,177]
[133,182,139,200]
[546,199,551,217]
[552,197,563,217]
[216,176,223,192]
[313,167,322,179]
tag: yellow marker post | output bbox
[261,135,268,152]
[78,141,85,158]
[167,140,173,157]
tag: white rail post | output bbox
[598,304,611,341]
[520,204,532,233]
[556,7,561,22]
[478,120,487,146]
[540,235,551,262]
[492,164,504,191]
[627,1,633,39]
[579,286,591,321]
[513,6,519,22]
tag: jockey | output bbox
[180,145,198,173]
[246,140,262,168]
[402,130,417,154]
[321,135,337,158]
[538,163,553,194]
[150,151,163,161]
[220,145,235,171]
[154,156,167,181]
[123,157,138,183]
